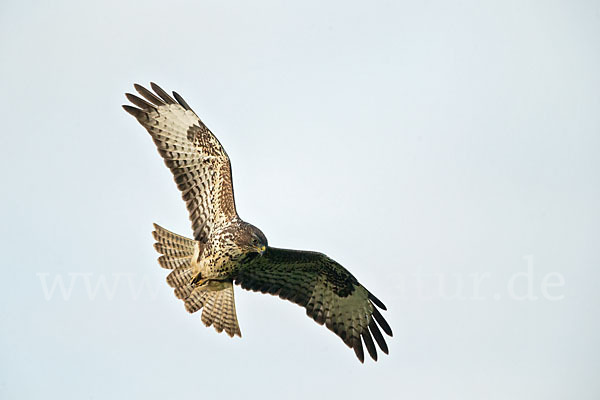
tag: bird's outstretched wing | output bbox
[123,83,237,241]
[233,247,392,362]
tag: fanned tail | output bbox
[152,224,242,337]
[198,283,242,337]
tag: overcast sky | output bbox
[1,0,599,399]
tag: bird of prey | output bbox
[122,83,392,362]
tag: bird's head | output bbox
[238,222,268,256]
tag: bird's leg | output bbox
[189,242,209,287]
[190,273,208,287]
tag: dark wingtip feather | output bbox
[368,292,387,310]
[150,82,177,104]
[353,337,365,363]
[362,329,378,361]
[369,320,389,354]
[126,93,157,111]
[372,307,393,337]
[173,91,193,111]
[122,105,145,119]
[134,84,165,106]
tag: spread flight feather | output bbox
[123,83,392,362]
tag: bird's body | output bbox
[123,83,392,362]
[193,218,255,279]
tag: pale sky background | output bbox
[1,0,599,399]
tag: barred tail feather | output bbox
[152,223,241,338]
[152,223,199,269]
[200,284,242,338]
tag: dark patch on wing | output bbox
[232,247,392,362]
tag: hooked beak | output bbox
[256,245,266,256]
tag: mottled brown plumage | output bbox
[124,83,392,362]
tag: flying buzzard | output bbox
[123,83,392,362]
